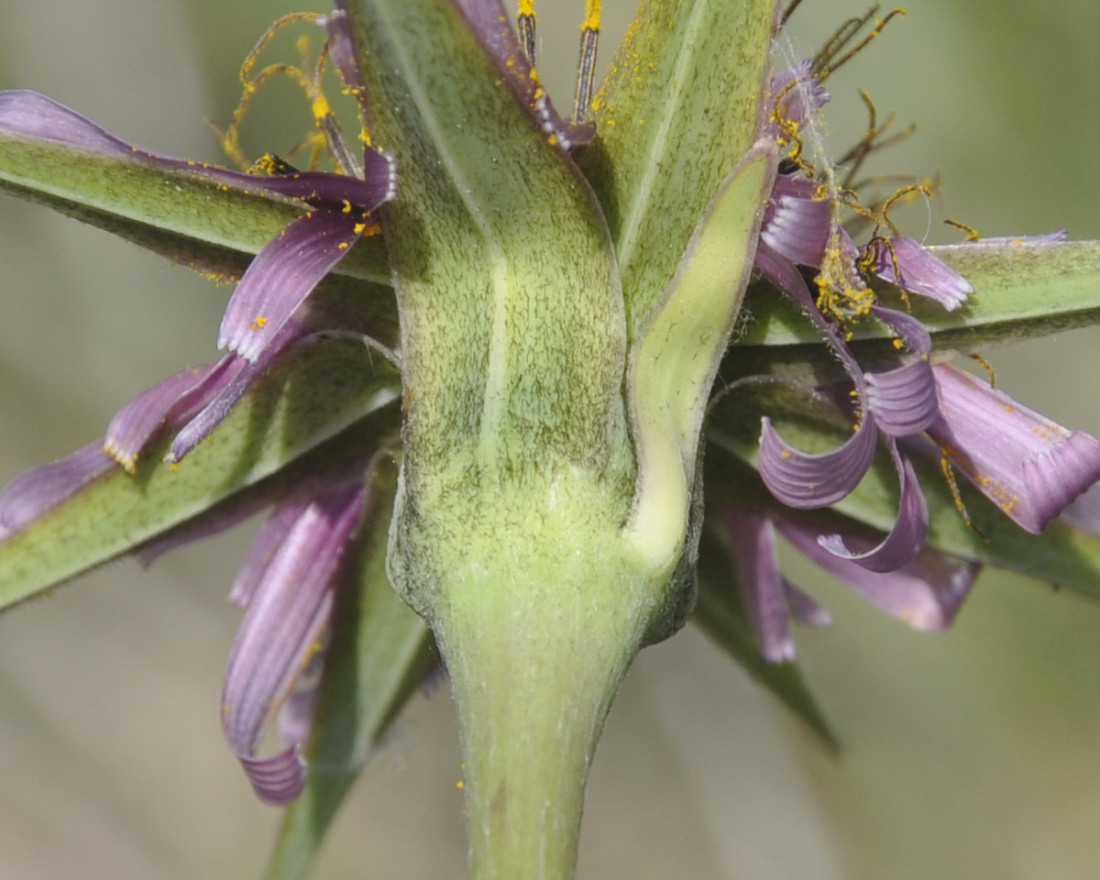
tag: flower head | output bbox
[2,2,1100,877]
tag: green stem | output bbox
[429,518,660,880]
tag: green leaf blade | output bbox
[0,133,391,284]
[0,339,399,610]
[579,0,777,338]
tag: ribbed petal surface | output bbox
[0,442,115,536]
[218,212,363,362]
[720,507,794,663]
[760,175,831,267]
[816,443,929,572]
[758,414,878,509]
[928,364,1100,533]
[104,363,227,471]
[868,236,973,311]
[221,480,366,803]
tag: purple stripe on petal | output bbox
[760,175,831,267]
[720,507,795,663]
[219,211,363,362]
[229,498,312,608]
[928,364,1100,533]
[0,90,135,156]
[816,443,929,572]
[867,236,972,312]
[222,481,365,799]
[0,442,116,535]
[780,518,978,630]
[105,363,227,471]
[239,747,306,805]
[865,360,938,437]
[758,414,878,509]
[170,315,312,464]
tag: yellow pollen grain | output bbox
[311,94,331,121]
[583,0,602,32]
[251,316,268,330]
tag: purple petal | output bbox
[927,364,1100,533]
[765,60,830,138]
[239,748,306,805]
[760,175,832,267]
[169,315,316,464]
[783,580,833,628]
[104,363,228,471]
[323,9,368,100]
[0,90,397,213]
[758,414,878,509]
[964,230,1068,246]
[0,90,134,155]
[0,442,116,535]
[864,360,938,437]
[218,211,363,362]
[867,236,973,311]
[780,518,978,630]
[221,480,365,803]
[446,0,594,149]
[720,507,795,663]
[816,443,929,571]
[228,498,312,608]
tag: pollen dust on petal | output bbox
[251,316,268,331]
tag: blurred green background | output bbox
[2,1,1099,878]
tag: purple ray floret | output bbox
[927,364,1100,534]
[866,236,973,311]
[221,479,366,804]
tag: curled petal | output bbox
[867,236,972,311]
[720,507,795,663]
[0,442,115,535]
[865,360,938,437]
[816,444,929,571]
[780,518,978,630]
[218,212,361,362]
[758,415,878,509]
[761,175,831,267]
[239,748,306,805]
[928,364,1100,533]
[221,480,366,802]
[870,304,932,357]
